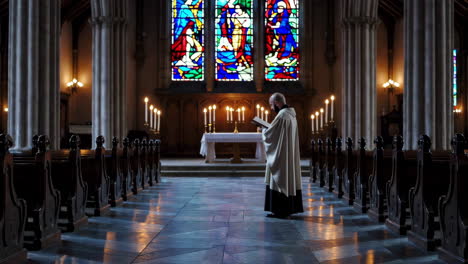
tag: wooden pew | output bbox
[106,138,123,207]
[353,138,373,213]
[50,135,88,232]
[154,139,162,183]
[0,134,27,262]
[12,135,61,250]
[368,136,393,222]
[438,134,468,263]
[408,135,450,251]
[324,138,334,192]
[333,138,344,198]
[310,140,317,183]
[120,138,133,200]
[81,136,110,216]
[141,139,151,188]
[130,139,142,194]
[316,139,326,187]
[385,136,417,235]
[342,138,356,205]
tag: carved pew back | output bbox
[316,139,326,187]
[438,134,468,263]
[408,135,450,251]
[353,138,374,213]
[385,136,417,235]
[324,138,335,192]
[120,138,133,200]
[80,136,110,216]
[368,136,393,222]
[310,140,317,183]
[12,135,61,250]
[50,135,88,232]
[0,134,27,262]
[105,138,123,207]
[333,138,344,198]
[342,138,356,205]
[140,139,151,188]
[154,139,162,183]
[130,139,142,194]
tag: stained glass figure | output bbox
[453,49,457,107]
[215,0,254,81]
[172,0,204,81]
[265,0,299,81]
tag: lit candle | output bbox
[230,108,233,121]
[226,106,230,122]
[331,95,335,121]
[311,115,315,133]
[315,111,319,131]
[144,97,149,124]
[320,108,324,128]
[237,108,240,121]
[157,110,161,132]
[203,108,207,126]
[241,107,245,122]
[265,110,269,122]
[261,107,264,120]
[153,107,158,129]
[149,105,154,128]
[256,104,260,117]
[213,105,216,123]
[325,99,329,123]
[208,106,212,124]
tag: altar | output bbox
[200,132,266,163]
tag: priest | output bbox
[262,92,303,218]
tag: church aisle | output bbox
[27,177,445,264]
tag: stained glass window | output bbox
[453,49,458,107]
[265,0,299,81]
[172,0,205,81]
[215,0,254,81]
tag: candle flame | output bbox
[154,108,157,113]
[208,106,212,110]
[325,99,329,104]
[320,108,324,113]
[261,107,264,111]
[311,115,314,119]
[241,106,245,111]
[213,105,217,110]
[150,105,154,110]
[265,110,269,114]
[315,112,319,116]
[331,95,335,101]
[157,110,161,115]
[226,106,230,111]
[144,97,149,103]
[4,107,8,112]
[256,104,260,109]
[203,108,207,113]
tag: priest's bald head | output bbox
[269,92,287,113]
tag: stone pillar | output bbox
[8,0,61,149]
[91,0,128,148]
[340,0,379,147]
[403,0,454,150]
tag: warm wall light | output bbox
[3,107,8,112]
[67,78,84,94]
[454,107,462,113]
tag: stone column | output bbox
[91,0,128,148]
[8,0,61,150]
[340,0,379,147]
[403,0,453,150]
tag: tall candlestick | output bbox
[265,110,269,122]
[208,106,212,124]
[261,107,264,120]
[320,108,324,128]
[157,110,161,132]
[311,115,315,133]
[237,108,240,121]
[203,108,207,126]
[154,108,157,130]
[315,112,319,131]
[325,99,329,124]
[241,107,245,122]
[230,108,233,121]
[149,105,154,129]
[256,104,260,117]
[213,105,216,123]
[144,97,149,124]
[226,106,230,122]
[331,95,335,121]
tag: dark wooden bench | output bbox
[130,139,142,194]
[342,138,356,205]
[368,136,393,222]
[385,136,417,235]
[0,134,27,262]
[105,138,124,207]
[324,138,335,193]
[140,139,151,188]
[353,138,373,213]
[408,135,450,251]
[120,138,133,200]
[438,134,468,263]
[316,139,326,188]
[154,139,162,183]
[333,138,344,198]
[81,136,110,216]
[50,135,88,232]
[310,140,317,183]
[12,135,61,250]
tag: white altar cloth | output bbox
[200,133,266,163]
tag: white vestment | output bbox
[263,107,302,197]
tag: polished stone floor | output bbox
[27,177,445,264]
